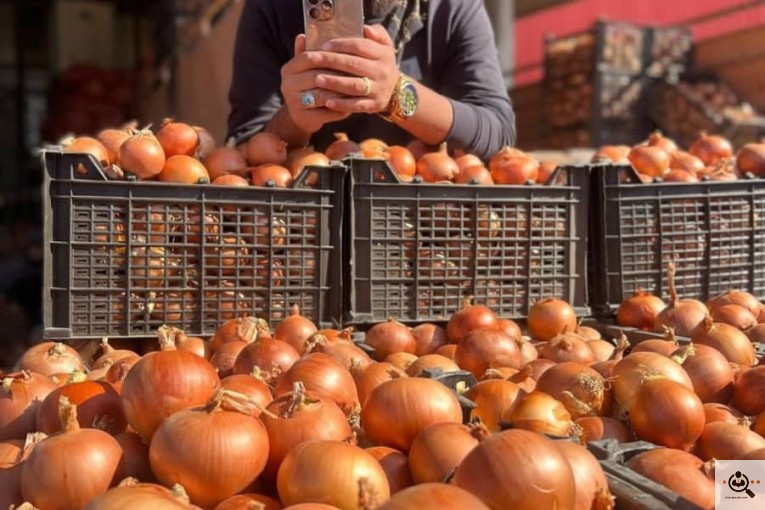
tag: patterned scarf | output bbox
[381,0,427,62]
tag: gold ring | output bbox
[362,77,372,97]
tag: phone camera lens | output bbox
[308,7,320,19]
[320,0,333,11]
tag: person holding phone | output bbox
[228,0,516,160]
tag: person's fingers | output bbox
[303,51,374,77]
[325,97,378,114]
[364,24,394,47]
[300,88,343,109]
[321,37,381,59]
[294,34,307,55]
[315,74,371,97]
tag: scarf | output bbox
[381,0,427,62]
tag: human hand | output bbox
[280,34,351,134]
[311,25,399,114]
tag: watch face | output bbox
[398,81,418,118]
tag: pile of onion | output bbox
[527,298,577,341]
[446,296,498,344]
[626,449,714,509]
[617,290,665,330]
[654,261,708,337]
[365,318,416,360]
[415,143,459,183]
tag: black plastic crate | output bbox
[589,164,765,317]
[42,149,346,340]
[343,158,590,326]
[644,25,693,78]
[587,440,706,510]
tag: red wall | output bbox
[514,0,765,86]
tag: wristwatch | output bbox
[380,73,419,122]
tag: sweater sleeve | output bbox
[438,0,516,159]
[227,1,286,145]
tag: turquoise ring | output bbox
[301,91,317,109]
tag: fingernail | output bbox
[322,41,332,51]
[315,75,325,86]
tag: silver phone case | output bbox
[303,0,364,51]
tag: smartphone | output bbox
[303,0,364,51]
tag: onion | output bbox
[233,334,300,386]
[247,132,287,166]
[616,291,666,331]
[588,340,615,363]
[114,431,154,483]
[732,365,765,415]
[554,441,614,510]
[175,334,212,360]
[454,327,521,378]
[213,173,249,187]
[119,130,166,179]
[83,480,195,510]
[669,151,705,175]
[149,389,269,508]
[415,143,458,182]
[504,391,573,437]
[646,131,678,154]
[365,447,412,494]
[496,318,521,340]
[611,351,692,413]
[527,298,577,341]
[63,136,110,168]
[405,355,458,377]
[628,146,669,178]
[378,483,489,510]
[21,398,122,510]
[690,132,733,166]
[708,288,760,314]
[748,323,765,343]
[260,382,351,480]
[365,318,416,360]
[204,147,248,180]
[590,335,630,379]
[591,145,630,163]
[92,338,138,369]
[385,146,416,177]
[220,374,273,417]
[631,331,678,357]
[536,161,558,184]
[282,505,340,510]
[695,421,765,460]
[692,315,756,366]
[629,376,704,450]
[489,147,539,184]
[275,305,318,355]
[712,304,758,330]
[627,449,714,510]
[663,169,699,182]
[536,362,610,419]
[105,356,140,393]
[736,143,765,177]
[435,344,457,360]
[670,344,734,403]
[360,138,388,157]
[352,362,407,405]
[517,337,539,365]
[385,352,418,371]
[507,365,538,393]
[408,422,480,483]
[121,328,220,441]
[277,440,390,510]
[411,324,447,356]
[251,164,293,187]
[325,133,360,161]
[0,436,34,510]
[214,494,282,510]
[465,380,524,432]
[307,337,374,371]
[97,128,132,165]
[275,353,359,415]
[17,342,84,377]
[0,372,58,440]
[703,402,746,425]
[36,381,126,435]
[361,377,462,452]
[406,140,435,160]
[211,341,249,378]
[446,297,498,344]
[455,428,576,510]
[156,119,199,158]
[157,155,209,184]
[743,448,765,460]
[289,151,330,180]
[574,416,631,444]
[538,330,594,364]
[212,316,268,352]
[654,261,708,337]
[454,165,493,185]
